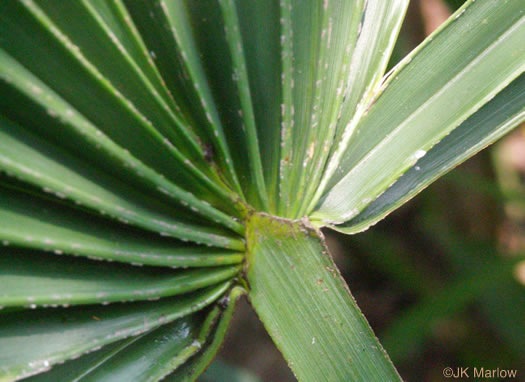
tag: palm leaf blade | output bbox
[165,287,244,381]
[314,0,525,223]
[0,183,242,267]
[335,72,525,233]
[0,122,243,249]
[246,215,400,382]
[306,0,409,214]
[0,249,240,308]
[0,282,230,381]
[25,307,227,382]
[24,312,204,382]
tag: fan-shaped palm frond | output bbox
[0,0,523,381]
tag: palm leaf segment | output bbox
[0,0,524,380]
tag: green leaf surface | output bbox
[314,0,525,223]
[0,1,222,189]
[184,0,263,208]
[0,56,243,232]
[245,214,400,382]
[233,0,281,212]
[0,248,240,308]
[122,0,242,195]
[24,337,138,382]
[0,5,244,225]
[34,0,208,168]
[24,312,203,382]
[0,118,244,249]
[25,309,213,382]
[1,0,523,381]
[0,282,230,381]
[24,286,244,382]
[334,72,525,234]
[165,286,244,381]
[217,0,269,211]
[277,0,365,217]
[307,0,408,214]
[0,181,242,267]
[66,314,203,382]
[0,48,235,216]
[87,0,186,119]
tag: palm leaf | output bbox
[165,286,243,381]
[24,313,205,382]
[25,287,244,382]
[0,282,229,381]
[0,249,239,308]
[334,72,525,234]
[312,0,525,223]
[1,0,524,381]
[245,214,400,381]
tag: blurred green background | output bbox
[202,0,525,380]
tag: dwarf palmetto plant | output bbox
[0,0,523,380]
